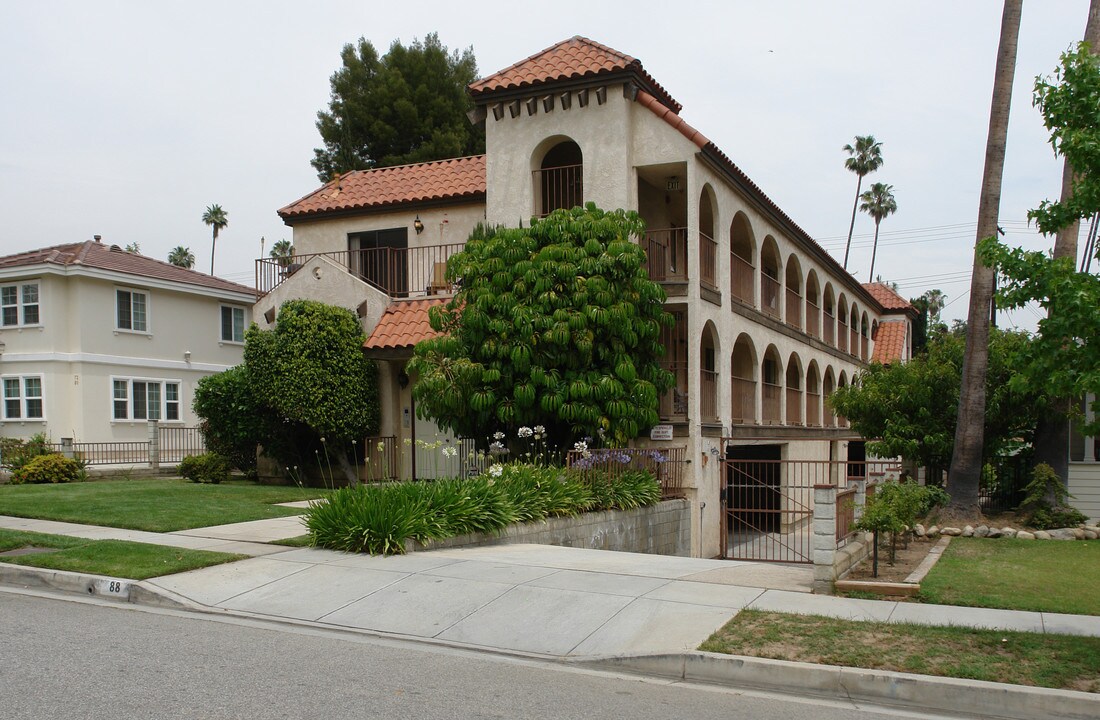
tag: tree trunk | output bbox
[869,220,882,280]
[1032,0,1099,490]
[210,231,217,275]
[946,0,1023,515]
[843,175,864,270]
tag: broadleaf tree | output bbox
[311,33,484,181]
[409,205,674,448]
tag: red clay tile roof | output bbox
[872,320,908,364]
[0,241,255,296]
[862,282,914,312]
[470,36,681,113]
[363,298,446,353]
[279,155,486,221]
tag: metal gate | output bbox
[722,459,818,563]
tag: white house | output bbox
[0,238,255,446]
[259,37,917,555]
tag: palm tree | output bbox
[947,0,1022,516]
[269,239,294,268]
[167,246,195,269]
[201,204,229,275]
[842,135,884,270]
[860,183,897,280]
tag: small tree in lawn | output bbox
[244,300,379,483]
[409,205,674,449]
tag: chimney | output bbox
[93,235,102,243]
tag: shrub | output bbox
[10,453,82,485]
[1020,463,1087,529]
[856,480,950,569]
[306,483,434,555]
[178,453,230,484]
[1,433,52,472]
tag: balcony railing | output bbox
[644,228,689,283]
[534,164,583,217]
[700,232,718,292]
[786,288,801,330]
[806,391,822,427]
[806,301,819,338]
[837,321,849,353]
[659,360,689,419]
[861,336,869,361]
[701,368,718,421]
[823,311,835,346]
[786,387,803,426]
[762,382,782,424]
[761,273,781,319]
[823,392,836,427]
[850,328,859,357]
[256,243,465,299]
[731,376,755,424]
[731,254,754,305]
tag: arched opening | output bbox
[699,187,718,293]
[658,309,688,420]
[786,353,803,426]
[729,212,755,306]
[760,237,782,320]
[700,321,720,422]
[870,320,880,362]
[822,367,836,427]
[823,283,836,346]
[849,304,860,358]
[730,334,757,424]
[861,313,870,360]
[534,139,583,216]
[806,362,821,427]
[837,294,849,353]
[837,371,850,427]
[805,271,821,339]
[785,254,803,330]
[761,346,783,425]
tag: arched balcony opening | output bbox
[760,237,782,320]
[730,334,757,425]
[700,321,720,423]
[806,362,822,427]
[837,294,849,353]
[849,304,860,358]
[534,139,583,217]
[837,371,850,428]
[823,284,836,346]
[805,271,821,339]
[786,354,803,426]
[699,187,718,293]
[785,254,803,331]
[761,346,783,425]
[729,212,755,306]
[658,309,688,420]
[822,367,837,428]
[861,313,871,361]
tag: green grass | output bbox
[0,529,245,580]
[701,610,1100,692]
[269,534,313,547]
[0,478,322,532]
[920,537,1100,615]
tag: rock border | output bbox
[913,522,1099,542]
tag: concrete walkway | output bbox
[4,513,1100,659]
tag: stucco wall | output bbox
[288,203,485,256]
[409,499,691,556]
[252,254,391,333]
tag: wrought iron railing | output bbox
[761,274,781,319]
[700,232,718,292]
[534,164,583,217]
[786,387,803,426]
[731,254,754,305]
[762,382,782,424]
[643,228,689,283]
[786,288,802,330]
[701,369,719,421]
[806,301,820,338]
[731,376,756,424]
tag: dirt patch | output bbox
[844,536,937,583]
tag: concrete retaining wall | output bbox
[409,499,691,556]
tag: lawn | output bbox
[0,478,323,532]
[919,537,1100,616]
[0,529,245,580]
[701,610,1100,692]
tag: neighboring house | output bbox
[0,239,255,445]
[258,37,916,556]
[1069,401,1100,521]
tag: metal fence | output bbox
[44,425,207,466]
[566,446,688,499]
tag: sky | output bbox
[1,0,1093,330]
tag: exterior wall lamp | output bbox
[413,216,424,235]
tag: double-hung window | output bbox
[221,306,246,343]
[116,288,148,332]
[112,378,180,421]
[1,282,40,326]
[2,376,44,420]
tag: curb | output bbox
[0,564,205,612]
[581,652,1099,720]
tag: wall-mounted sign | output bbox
[650,424,674,441]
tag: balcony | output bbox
[659,360,689,420]
[701,368,719,422]
[850,328,859,358]
[761,274,781,320]
[644,228,689,283]
[786,387,802,426]
[786,289,802,330]
[731,376,755,424]
[837,322,849,353]
[731,254,753,305]
[861,335,869,361]
[806,391,822,427]
[823,311,835,346]
[256,243,464,299]
[534,163,583,217]
[700,232,718,293]
[762,381,782,425]
[806,301,819,338]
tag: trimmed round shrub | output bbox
[178,453,230,484]
[10,453,82,484]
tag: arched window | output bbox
[535,140,583,216]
